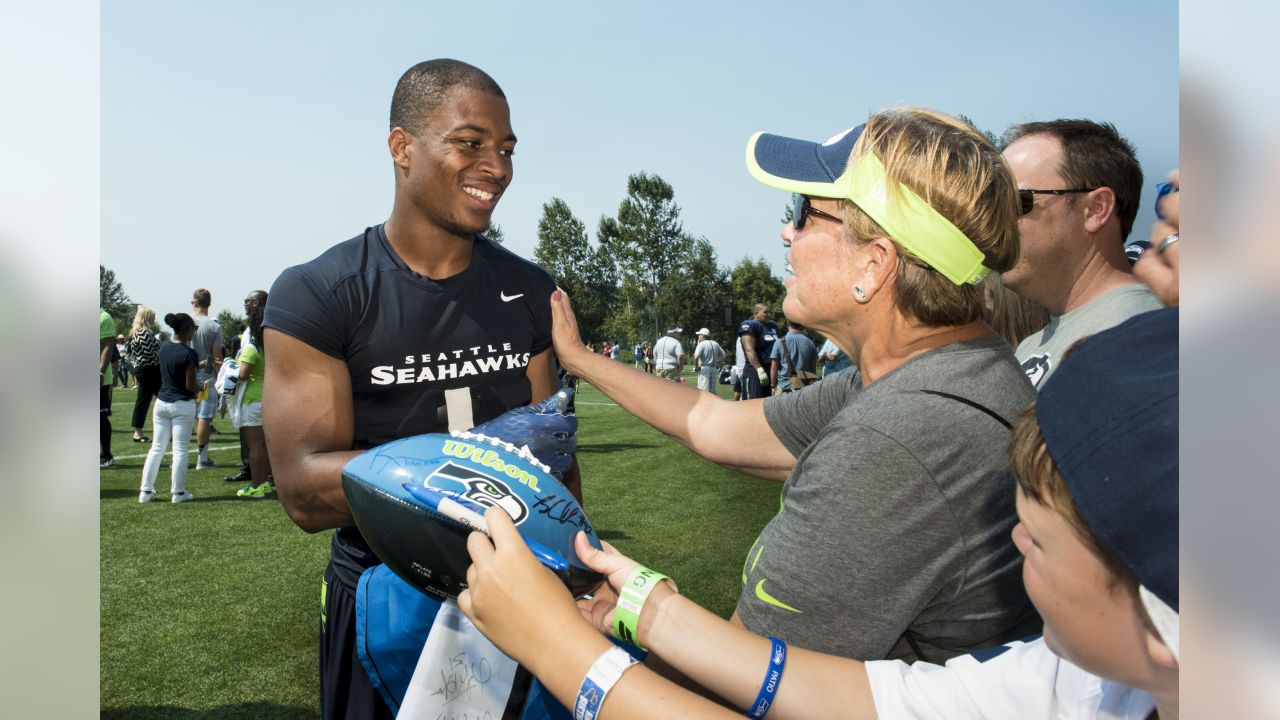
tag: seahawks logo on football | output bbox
[425,462,529,524]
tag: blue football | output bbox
[342,430,603,601]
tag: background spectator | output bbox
[691,328,725,393]
[769,320,818,393]
[818,336,853,377]
[127,306,162,444]
[138,313,201,504]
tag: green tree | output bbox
[658,235,731,338]
[600,297,646,349]
[99,265,133,331]
[485,222,505,245]
[533,198,617,343]
[727,257,787,327]
[216,308,246,348]
[599,172,687,340]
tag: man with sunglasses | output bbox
[999,120,1163,389]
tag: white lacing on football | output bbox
[450,430,553,474]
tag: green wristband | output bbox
[612,566,674,650]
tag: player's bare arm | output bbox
[263,328,363,532]
[550,289,793,481]
[740,334,761,371]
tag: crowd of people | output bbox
[99,288,275,504]
[101,58,1180,720]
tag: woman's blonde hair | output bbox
[130,305,155,336]
[842,108,1021,327]
[984,274,1049,348]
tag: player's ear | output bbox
[388,127,412,171]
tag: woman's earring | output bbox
[854,286,866,300]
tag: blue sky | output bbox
[101,0,1178,320]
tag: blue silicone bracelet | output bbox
[747,636,786,718]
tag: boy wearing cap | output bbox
[458,306,1179,720]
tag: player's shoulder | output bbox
[475,235,555,289]
[273,227,391,297]
[294,227,384,275]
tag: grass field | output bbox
[100,371,780,718]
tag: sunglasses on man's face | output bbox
[791,194,844,229]
[1018,188,1095,216]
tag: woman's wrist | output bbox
[532,621,612,681]
[636,580,678,651]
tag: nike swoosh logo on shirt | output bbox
[500,292,524,302]
[755,579,802,613]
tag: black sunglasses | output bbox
[791,194,844,229]
[1018,188,1095,215]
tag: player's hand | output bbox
[470,389,577,476]
[549,288,591,374]
[459,508,596,667]
[756,366,768,385]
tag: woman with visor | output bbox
[513,108,1038,670]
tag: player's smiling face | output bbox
[404,86,516,238]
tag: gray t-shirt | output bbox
[769,331,818,391]
[191,314,223,373]
[693,339,725,368]
[1016,284,1163,390]
[652,335,683,370]
[744,334,1039,662]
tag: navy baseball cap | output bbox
[745,122,991,285]
[1037,307,1179,654]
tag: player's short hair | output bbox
[390,59,506,136]
[191,288,211,308]
[843,108,1020,327]
[1008,401,1136,591]
[1002,119,1143,241]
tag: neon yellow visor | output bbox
[746,125,990,286]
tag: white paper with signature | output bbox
[397,599,520,720]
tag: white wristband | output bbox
[574,645,638,720]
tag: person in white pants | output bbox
[139,312,203,504]
[692,328,725,393]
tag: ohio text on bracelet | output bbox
[613,566,674,650]
[748,636,787,718]
[1157,233,1179,253]
[574,645,638,720]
